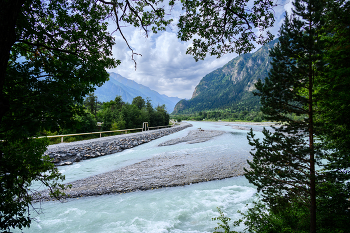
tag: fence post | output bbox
[61,136,63,143]
[142,122,149,131]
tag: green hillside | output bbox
[173,39,278,114]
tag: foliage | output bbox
[72,110,98,133]
[237,199,310,233]
[172,108,265,123]
[233,1,350,232]
[213,200,313,233]
[132,96,146,110]
[244,0,325,232]
[121,103,143,129]
[313,0,350,231]
[152,105,170,127]
[0,137,65,231]
[99,96,124,131]
[212,207,236,233]
[84,93,98,116]
[97,95,169,131]
[0,0,118,231]
[174,0,276,60]
[211,4,350,233]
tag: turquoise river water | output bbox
[15,121,268,233]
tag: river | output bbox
[16,121,269,233]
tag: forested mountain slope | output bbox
[173,39,279,114]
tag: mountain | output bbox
[173,39,279,114]
[94,72,181,113]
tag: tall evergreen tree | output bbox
[245,0,324,232]
[315,0,350,230]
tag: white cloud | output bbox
[107,1,289,99]
[108,28,236,99]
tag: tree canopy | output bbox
[132,96,146,110]
[0,0,120,230]
[174,0,276,60]
[98,95,169,131]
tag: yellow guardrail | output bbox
[37,125,172,143]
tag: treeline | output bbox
[173,102,268,122]
[173,109,265,122]
[43,94,170,136]
[174,91,261,115]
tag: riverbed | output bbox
[16,121,271,233]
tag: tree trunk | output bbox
[0,0,25,126]
[309,54,316,233]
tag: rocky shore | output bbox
[34,128,250,202]
[45,123,192,166]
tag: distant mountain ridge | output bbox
[94,72,181,113]
[173,39,279,114]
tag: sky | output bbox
[107,0,293,100]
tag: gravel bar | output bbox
[33,129,249,202]
[44,123,192,166]
[158,128,225,146]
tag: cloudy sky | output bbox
[107,0,293,99]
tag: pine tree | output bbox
[245,0,324,232]
[315,0,350,230]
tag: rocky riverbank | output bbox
[45,123,192,166]
[34,128,250,202]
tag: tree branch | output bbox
[111,4,141,70]
[16,40,79,56]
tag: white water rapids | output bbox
[15,121,269,233]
